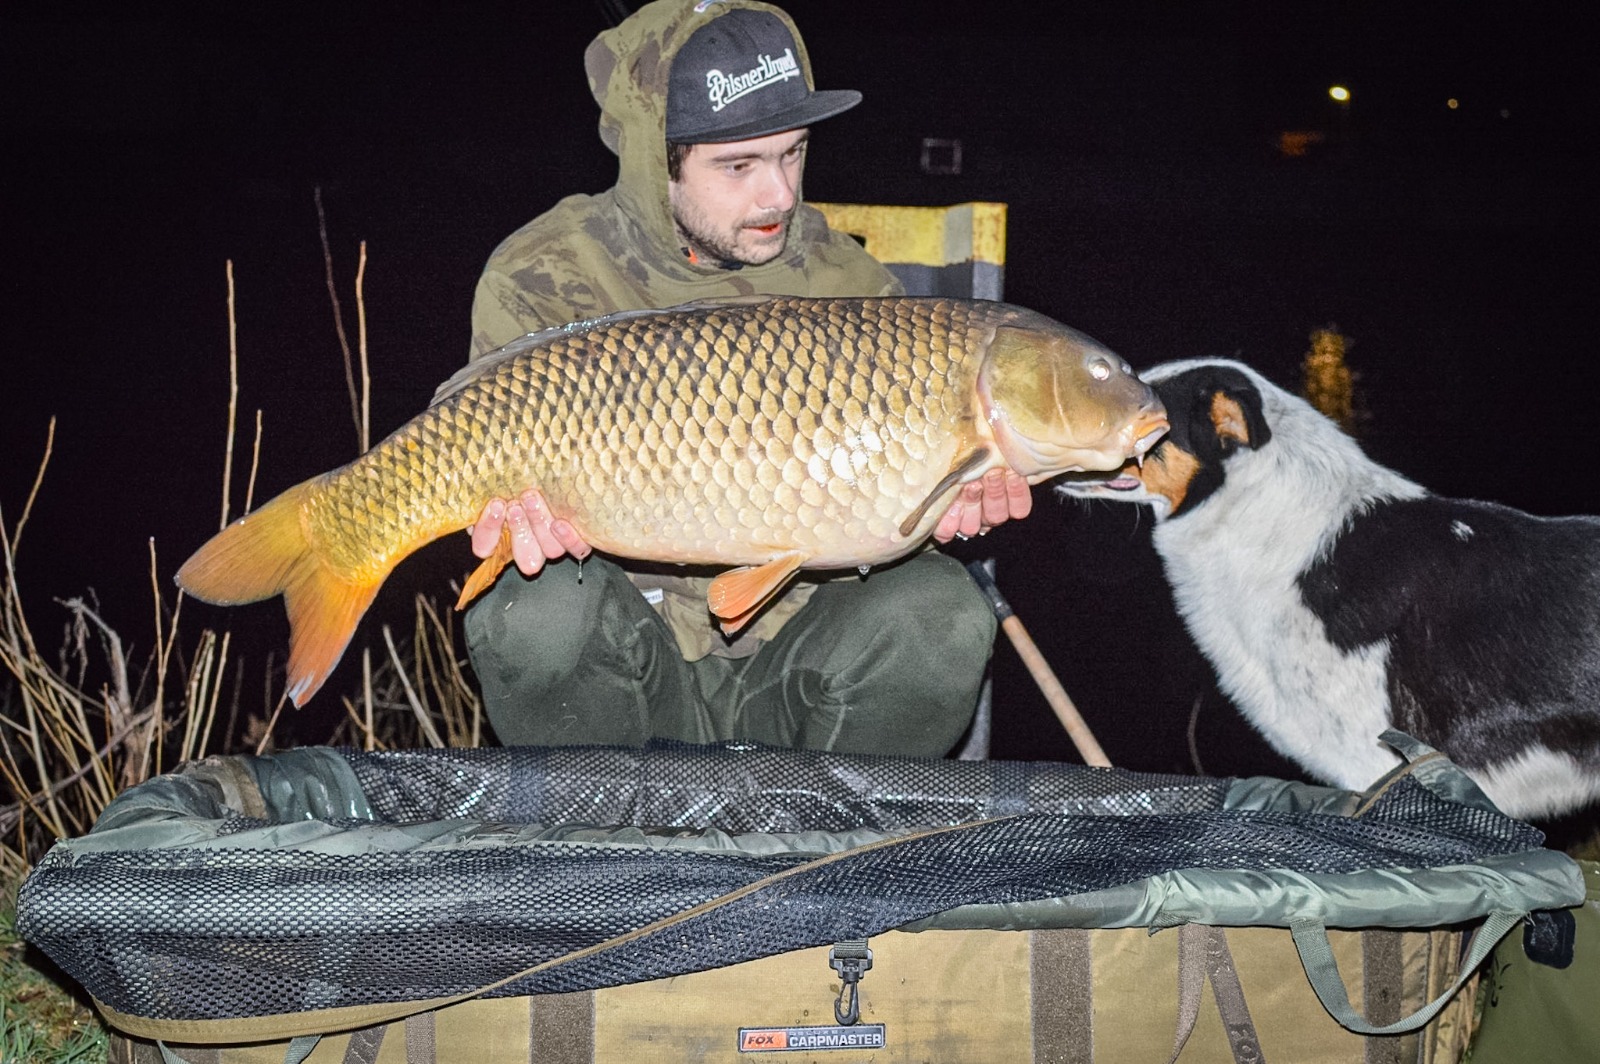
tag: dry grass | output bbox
[0,225,485,1060]
[0,231,483,869]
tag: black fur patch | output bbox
[1298,496,1600,769]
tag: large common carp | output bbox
[177,296,1167,706]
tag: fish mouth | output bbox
[1130,410,1169,457]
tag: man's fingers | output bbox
[470,499,506,559]
[956,480,985,538]
[932,502,964,544]
[523,494,566,562]
[1004,469,1034,520]
[979,469,1010,526]
[551,520,592,560]
[505,502,546,576]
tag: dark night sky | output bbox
[4,1,1598,773]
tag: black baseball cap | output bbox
[666,9,862,144]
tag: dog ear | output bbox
[1201,376,1272,458]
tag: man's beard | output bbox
[673,204,794,267]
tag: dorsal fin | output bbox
[431,297,789,406]
[658,294,785,312]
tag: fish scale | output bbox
[410,297,973,563]
[177,295,1167,706]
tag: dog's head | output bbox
[1057,359,1272,519]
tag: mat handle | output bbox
[1291,909,1522,1034]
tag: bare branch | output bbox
[315,186,361,449]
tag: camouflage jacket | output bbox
[457,0,902,660]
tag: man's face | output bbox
[669,128,808,266]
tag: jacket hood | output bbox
[583,0,824,265]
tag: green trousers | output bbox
[464,551,995,757]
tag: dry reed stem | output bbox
[9,418,54,560]
[316,186,362,452]
[148,536,176,778]
[357,240,370,453]
[58,599,135,796]
[412,594,482,748]
[0,578,162,850]
[382,625,443,748]
[363,649,375,751]
[220,259,239,530]
[245,409,263,514]
[253,692,288,757]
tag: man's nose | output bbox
[757,163,798,212]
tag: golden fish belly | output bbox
[307,298,987,576]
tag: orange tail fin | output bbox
[175,481,386,707]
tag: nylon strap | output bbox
[404,1012,435,1064]
[1170,926,1206,1063]
[1290,910,1522,1035]
[1167,925,1262,1064]
[529,991,594,1063]
[1361,930,1405,1064]
[1029,928,1093,1064]
[341,1025,385,1064]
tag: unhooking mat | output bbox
[14,730,1585,1047]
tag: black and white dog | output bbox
[1059,358,1600,820]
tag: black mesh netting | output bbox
[17,741,1545,1023]
[340,741,1237,829]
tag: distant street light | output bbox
[1328,85,1353,159]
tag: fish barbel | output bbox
[176,296,1168,706]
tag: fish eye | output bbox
[1089,359,1112,381]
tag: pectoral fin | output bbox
[454,525,515,611]
[707,551,807,635]
[898,448,992,537]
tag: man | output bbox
[454,0,1030,756]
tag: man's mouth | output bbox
[745,215,788,238]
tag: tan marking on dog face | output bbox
[1134,444,1201,513]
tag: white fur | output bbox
[1146,360,1426,790]
[1477,747,1600,821]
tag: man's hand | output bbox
[933,468,1033,544]
[470,489,592,576]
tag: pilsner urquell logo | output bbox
[704,48,800,111]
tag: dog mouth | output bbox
[1057,470,1142,496]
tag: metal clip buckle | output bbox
[828,940,874,1026]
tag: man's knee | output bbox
[861,552,996,654]
[464,557,625,695]
[797,554,996,738]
